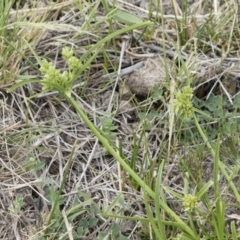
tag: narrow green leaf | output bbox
[196,181,213,199]
[114,10,142,25]
[230,221,238,240]
[155,160,167,240]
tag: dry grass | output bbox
[1,0,240,239]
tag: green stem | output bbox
[66,94,154,197]
[62,92,197,238]
[193,114,216,157]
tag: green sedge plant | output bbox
[9,48,240,240]
[8,39,198,240]
[172,83,240,239]
[8,26,240,240]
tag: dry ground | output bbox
[1,0,240,239]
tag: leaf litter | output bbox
[1,0,240,239]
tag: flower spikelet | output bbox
[39,47,83,97]
[174,85,194,119]
[183,194,198,211]
[62,47,73,60]
[67,56,82,70]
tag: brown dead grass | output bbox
[1,0,240,239]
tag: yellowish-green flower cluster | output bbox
[62,47,82,71]
[174,85,194,119]
[183,194,198,211]
[62,46,73,60]
[40,47,82,97]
